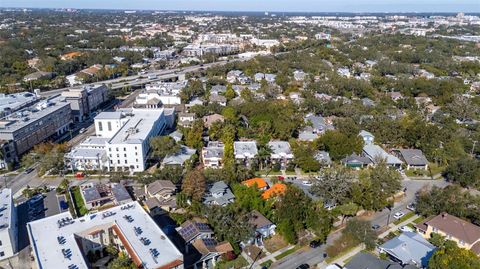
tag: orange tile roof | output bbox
[262,183,287,200]
[61,51,82,60]
[242,178,267,189]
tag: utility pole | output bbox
[471,140,478,156]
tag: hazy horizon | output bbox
[1,0,479,13]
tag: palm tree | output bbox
[257,144,272,171]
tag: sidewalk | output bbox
[316,214,419,269]
[252,245,296,269]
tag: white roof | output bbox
[363,144,403,165]
[234,141,258,158]
[0,189,12,231]
[28,201,182,269]
[108,108,164,144]
[268,141,293,159]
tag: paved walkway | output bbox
[253,245,296,268]
[316,214,420,269]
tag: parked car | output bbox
[399,225,414,232]
[407,203,416,211]
[393,211,405,219]
[79,128,86,134]
[371,224,381,230]
[309,240,321,248]
[296,264,310,269]
[302,180,313,186]
[24,167,34,174]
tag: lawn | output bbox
[215,256,248,269]
[393,211,415,225]
[71,186,89,216]
[274,246,301,260]
[260,260,273,268]
[413,216,426,224]
[264,235,288,253]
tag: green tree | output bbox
[428,241,480,269]
[225,84,236,101]
[150,136,180,160]
[181,170,206,201]
[184,120,204,150]
[343,219,377,250]
[311,165,355,205]
[316,130,363,161]
[107,255,136,269]
[443,157,480,189]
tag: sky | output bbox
[1,0,479,13]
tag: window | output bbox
[136,159,138,162]
[135,146,137,150]
[124,160,128,164]
[124,148,126,151]
[432,227,438,232]
[116,148,119,152]
[460,240,465,245]
[124,154,127,157]
[0,240,2,246]
[117,160,120,164]
[98,122,103,131]
[0,251,4,257]
[107,122,112,131]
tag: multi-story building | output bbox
[0,96,71,156]
[0,92,38,118]
[0,189,17,261]
[234,141,258,167]
[202,141,225,169]
[61,85,109,122]
[27,201,184,269]
[66,107,174,172]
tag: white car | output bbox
[399,225,414,232]
[407,203,416,211]
[302,181,313,186]
[393,211,405,219]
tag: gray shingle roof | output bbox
[380,232,436,268]
[397,149,428,166]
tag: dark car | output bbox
[296,264,310,269]
[24,167,34,174]
[371,224,381,230]
[309,240,321,248]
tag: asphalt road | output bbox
[38,58,246,97]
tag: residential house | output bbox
[304,114,333,134]
[202,114,225,128]
[177,220,214,253]
[359,130,375,145]
[415,213,480,255]
[293,70,307,81]
[234,141,258,166]
[344,253,418,269]
[169,130,183,142]
[186,97,204,109]
[379,232,436,268]
[242,178,268,191]
[337,67,351,78]
[23,71,55,82]
[314,151,332,167]
[209,94,227,106]
[201,141,224,168]
[261,183,286,200]
[226,70,244,83]
[203,181,235,206]
[362,97,376,107]
[341,153,372,169]
[79,182,132,210]
[268,141,293,169]
[248,210,276,245]
[162,145,196,167]
[143,180,177,215]
[394,149,429,170]
[191,239,233,269]
[210,85,227,95]
[362,144,403,168]
[178,112,196,127]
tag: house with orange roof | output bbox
[261,183,287,200]
[241,178,268,191]
[60,51,82,61]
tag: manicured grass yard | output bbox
[274,246,301,260]
[393,211,415,225]
[413,216,426,224]
[71,186,89,216]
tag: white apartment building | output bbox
[0,189,17,261]
[27,201,184,269]
[66,107,173,172]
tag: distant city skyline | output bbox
[1,0,479,13]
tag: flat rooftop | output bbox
[0,96,70,133]
[0,92,37,113]
[0,189,12,231]
[27,201,183,269]
[108,108,164,145]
